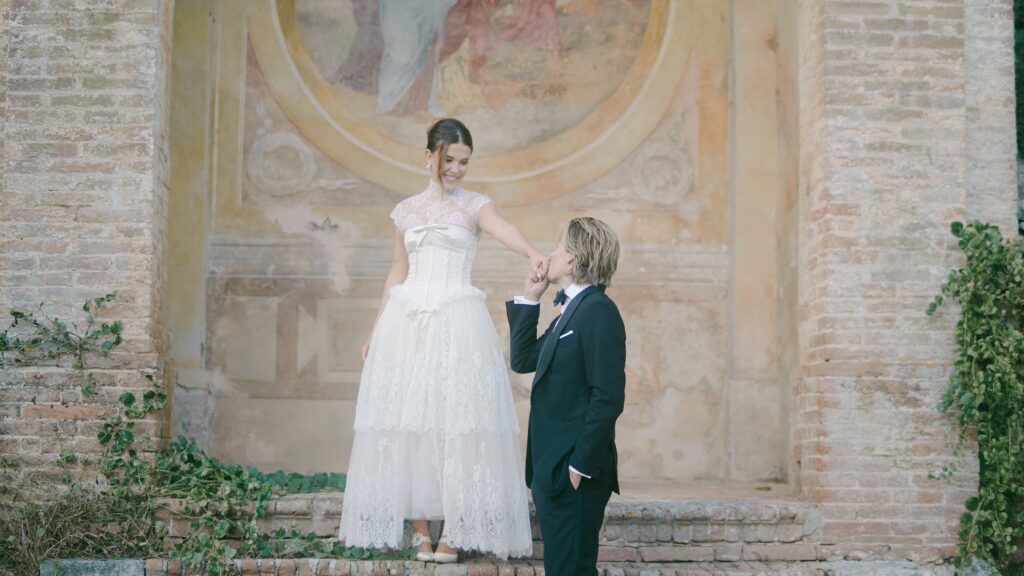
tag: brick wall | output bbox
[0,0,1019,567]
[795,0,1016,563]
[0,1,8,203]
[964,0,1018,229]
[0,0,173,491]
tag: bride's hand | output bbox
[530,254,550,281]
[361,339,371,362]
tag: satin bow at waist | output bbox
[389,284,486,328]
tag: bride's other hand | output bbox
[361,339,371,362]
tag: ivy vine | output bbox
[0,295,410,576]
[0,292,122,397]
[929,221,1024,574]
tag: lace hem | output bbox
[338,429,533,560]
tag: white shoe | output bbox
[433,535,458,564]
[411,531,434,562]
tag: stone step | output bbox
[157,493,824,567]
[143,558,830,576]
[42,559,990,576]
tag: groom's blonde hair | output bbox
[560,217,620,287]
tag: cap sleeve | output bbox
[466,191,492,215]
[389,200,407,231]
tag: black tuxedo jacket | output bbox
[506,286,626,495]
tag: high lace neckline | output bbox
[391,180,491,233]
[425,178,461,198]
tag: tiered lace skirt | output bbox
[338,285,533,559]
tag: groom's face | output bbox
[548,242,574,286]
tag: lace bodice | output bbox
[390,180,491,234]
[389,181,492,310]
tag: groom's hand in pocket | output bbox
[569,469,582,491]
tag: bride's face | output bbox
[427,143,472,191]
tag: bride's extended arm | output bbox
[362,227,409,361]
[478,203,548,278]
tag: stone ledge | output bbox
[157,493,822,550]
[155,493,824,571]
[41,559,996,576]
[143,558,831,576]
[41,559,145,576]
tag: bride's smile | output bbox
[429,142,472,192]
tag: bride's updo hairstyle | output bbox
[427,118,474,183]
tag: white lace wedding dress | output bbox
[337,181,533,559]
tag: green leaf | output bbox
[958,392,976,410]
[214,519,229,538]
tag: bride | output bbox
[338,118,541,562]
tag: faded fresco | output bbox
[296,0,649,154]
[168,0,796,490]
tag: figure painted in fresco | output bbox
[338,118,547,561]
[501,0,561,52]
[302,0,650,150]
[376,0,457,115]
[333,0,567,116]
[332,0,382,93]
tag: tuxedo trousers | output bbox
[532,477,613,576]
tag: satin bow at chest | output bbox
[404,224,477,251]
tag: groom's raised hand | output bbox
[531,255,550,282]
[524,267,550,302]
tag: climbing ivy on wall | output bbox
[929,222,1024,575]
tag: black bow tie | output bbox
[553,289,567,306]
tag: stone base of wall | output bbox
[148,558,826,575]
[42,494,996,575]
[157,493,823,567]
[41,558,996,576]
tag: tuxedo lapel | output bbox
[534,286,598,385]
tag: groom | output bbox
[506,217,626,576]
